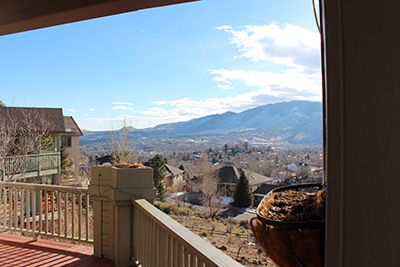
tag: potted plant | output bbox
[251,183,325,267]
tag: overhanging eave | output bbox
[0,0,199,36]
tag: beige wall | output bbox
[65,136,80,177]
[323,0,400,265]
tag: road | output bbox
[166,192,257,222]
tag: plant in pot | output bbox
[251,183,326,267]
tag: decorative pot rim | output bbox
[256,183,325,230]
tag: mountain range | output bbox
[81,101,322,151]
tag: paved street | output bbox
[166,192,257,222]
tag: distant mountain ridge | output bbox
[81,101,322,150]
[155,101,322,134]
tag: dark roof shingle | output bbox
[63,116,83,136]
[0,107,65,133]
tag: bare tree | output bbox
[199,173,225,220]
[171,179,185,206]
[109,119,137,164]
[0,107,58,181]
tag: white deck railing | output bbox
[0,181,92,243]
[3,153,60,180]
[132,199,243,267]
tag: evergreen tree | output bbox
[60,145,72,175]
[233,172,253,208]
[148,154,166,202]
[155,182,166,202]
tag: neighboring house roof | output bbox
[253,184,280,196]
[215,166,273,187]
[0,107,65,133]
[96,155,112,165]
[165,164,185,177]
[63,116,83,136]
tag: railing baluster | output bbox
[178,243,184,267]
[191,253,197,267]
[39,189,42,233]
[144,214,149,266]
[26,189,30,232]
[8,187,12,229]
[21,188,25,231]
[184,248,189,266]
[65,192,68,237]
[155,224,160,267]
[58,191,62,237]
[32,189,36,233]
[2,187,6,228]
[132,205,138,263]
[86,194,89,241]
[72,192,75,239]
[173,239,178,267]
[136,209,141,264]
[140,210,144,265]
[14,188,18,229]
[160,226,166,267]
[51,190,55,235]
[150,218,155,267]
[167,233,172,266]
[79,192,82,240]
[45,190,49,234]
[142,211,147,266]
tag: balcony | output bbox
[2,153,60,181]
[0,166,243,267]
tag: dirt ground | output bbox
[157,201,278,267]
[172,215,279,266]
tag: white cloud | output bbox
[218,22,321,74]
[87,114,189,129]
[112,102,133,105]
[216,25,232,31]
[218,84,234,90]
[87,22,322,130]
[142,107,169,117]
[213,76,231,84]
[89,108,95,112]
[68,109,79,112]
[112,106,134,110]
[152,100,167,105]
[209,69,321,97]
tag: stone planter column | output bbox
[89,166,155,267]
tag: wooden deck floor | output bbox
[0,233,115,267]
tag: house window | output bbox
[62,136,72,147]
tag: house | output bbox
[0,107,82,183]
[252,184,280,205]
[2,0,400,265]
[95,154,113,165]
[164,164,185,189]
[190,176,201,193]
[0,107,65,183]
[62,116,83,178]
[215,166,273,197]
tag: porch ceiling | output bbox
[0,0,199,36]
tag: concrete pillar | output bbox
[88,166,155,267]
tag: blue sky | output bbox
[0,0,321,130]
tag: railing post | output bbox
[38,155,41,177]
[88,166,155,267]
